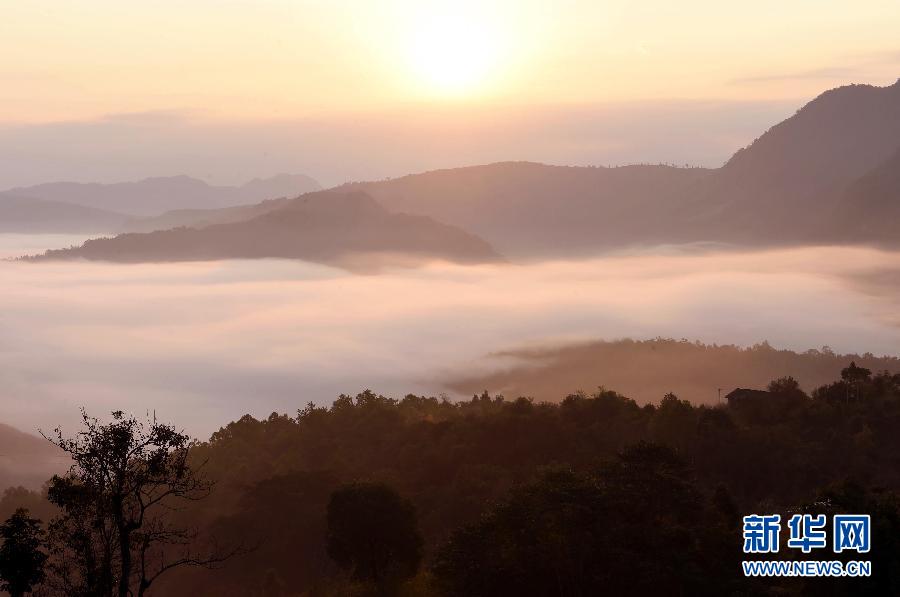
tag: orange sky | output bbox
[2,0,899,124]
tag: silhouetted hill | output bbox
[0,422,67,490]
[828,148,900,242]
[342,162,713,257]
[338,81,900,252]
[0,194,128,233]
[685,79,900,240]
[155,369,900,595]
[238,174,321,203]
[121,197,292,233]
[7,364,900,595]
[18,81,900,252]
[30,191,503,269]
[445,338,900,405]
[119,163,713,253]
[2,173,321,217]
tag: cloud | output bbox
[852,48,900,64]
[2,246,900,439]
[731,49,900,86]
[99,110,195,126]
[730,66,861,85]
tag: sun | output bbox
[407,11,504,96]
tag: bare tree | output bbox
[41,410,236,597]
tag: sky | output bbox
[1,0,898,186]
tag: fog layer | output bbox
[2,243,899,437]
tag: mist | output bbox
[1,243,898,438]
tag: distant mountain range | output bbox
[344,162,714,257]
[0,173,321,232]
[122,162,714,256]
[31,191,503,269]
[12,79,900,262]
[344,80,900,254]
[120,197,296,234]
[0,194,128,233]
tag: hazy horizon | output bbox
[0,99,800,190]
[3,1,898,189]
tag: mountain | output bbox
[0,194,128,233]
[342,162,713,257]
[828,148,900,242]
[237,174,321,203]
[444,338,900,406]
[123,163,713,251]
[16,81,900,253]
[2,173,321,218]
[340,81,900,252]
[684,79,900,241]
[0,422,67,490]
[121,198,292,233]
[30,191,503,269]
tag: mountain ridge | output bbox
[342,161,714,257]
[0,194,129,233]
[11,80,900,258]
[0,422,67,490]
[28,190,503,270]
[2,173,321,219]
[681,79,900,241]
[828,148,900,242]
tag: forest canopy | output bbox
[2,364,899,595]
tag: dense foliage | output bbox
[326,482,423,593]
[0,509,46,597]
[2,364,899,595]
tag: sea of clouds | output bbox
[2,241,899,438]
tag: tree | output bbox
[432,467,605,597]
[433,445,735,597]
[42,410,234,597]
[326,482,422,594]
[0,508,47,597]
[789,481,900,595]
[767,375,806,399]
[840,361,873,402]
[841,361,872,384]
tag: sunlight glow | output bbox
[407,10,505,96]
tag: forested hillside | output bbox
[446,338,900,405]
[4,364,898,595]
